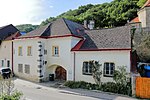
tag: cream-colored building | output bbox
[130,0,150,28]
[13,18,131,83]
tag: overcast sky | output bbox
[0,0,112,26]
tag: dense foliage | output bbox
[16,24,38,33]
[41,0,141,28]
[64,66,131,96]
[17,0,147,33]
[136,35,150,62]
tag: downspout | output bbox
[73,52,76,81]
[12,40,14,73]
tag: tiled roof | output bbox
[18,18,131,50]
[50,18,85,36]
[130,17,140,23]
[5,31,21,40]
[0,24,19,40]
[19,18,85,38]
[20,23,51,38]
[78,26,131,50]
[142,0,150,8]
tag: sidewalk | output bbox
[14,78,137,100]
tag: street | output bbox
[14,78,136,100]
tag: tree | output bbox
[89,61,102,88]
[0,75,22,100]
[137,0,147,7]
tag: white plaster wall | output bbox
[0,40,12,69]
[138,8,147,27]
[71,37,81,48]
[74,50,131,83]
[45,37,72,80]
[13,38,43,82]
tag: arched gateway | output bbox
[45,65,67,81]
[55,66,66,80]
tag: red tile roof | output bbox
[142,0,150,8]
[130,17,140,23]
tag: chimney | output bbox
[84,20,88,28]
[88,20,95,30]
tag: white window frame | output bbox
[24,64,30,74]
[103,62,115,77]
[82,61,92,75]
[18,64,23,73]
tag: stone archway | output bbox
[55,66,66,80]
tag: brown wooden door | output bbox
[55,66,66,80]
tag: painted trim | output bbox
[71,40,85,51]
[15,34,83,40]
[73,52,76,81]
[12,41,14,73]
[71,48,131,51]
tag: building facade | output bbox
[11,18,131,83]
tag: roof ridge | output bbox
[0,24,13,30]
[62,18,73,34]
[85,25,129,32]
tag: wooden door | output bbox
[55,66,66,80]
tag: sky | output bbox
[0,0,112,26]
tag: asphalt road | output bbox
[14,79,103,100]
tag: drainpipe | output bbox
[11,40,14,73]
[73,52,76,81]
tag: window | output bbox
[25,64,30,74]
[82,62,92,75]
[52,46,59,56]
[44,50,47,55]
[1,60,4,67]
[7,60,10,67]
[18,46,22,56]
[27,46,32,56]
[104,62,115,77]
[18,64,23,73]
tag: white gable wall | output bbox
[74,50,131,83]
[0,41,12,68]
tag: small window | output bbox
[18,46,22,56]
[82,62,92,75]
[104,62,115,77]
[52,46,59,56]
[18,64,23,73]
[27,46,32,56]
[25,64,30,74]
[44,50,47,55]
[1,60,4,67]
[7,60,10,67]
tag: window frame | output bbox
[7,60,10,67]
[27,46,32,56]
[82,61,92,75]
[24,64,30,74]
[1,60,4,67]
[18,46,23,56]
[18,64,23,73]
[52,46,59,57]
[103,62,115,77]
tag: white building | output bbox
[13,18,131,83]
[0,24,20,72]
